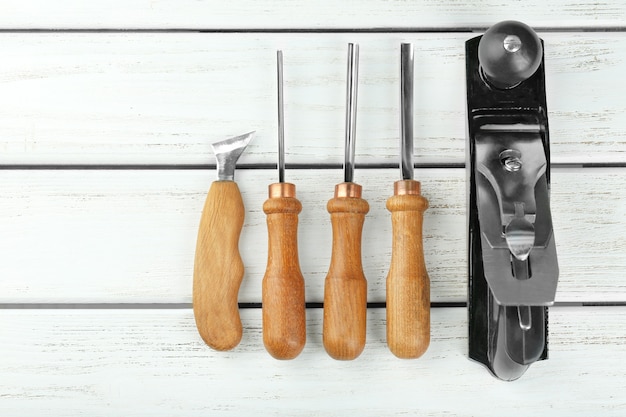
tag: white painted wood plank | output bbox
[0,307,624,416]
[1,33,625,165]
[1,168,624,303]
[1,0,625,29]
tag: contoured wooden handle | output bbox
[323,183,369,360]
[262,183,306,360]
[193,180,245,351]
[386,179,430,359]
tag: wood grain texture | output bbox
[0,168,624,303]
[323,193,370,360]
[1,0,625,29]
[0,2,624,413]
[193,181,244,350]
[0,307,625,416]
[0,33,625,165]
[386,182,430,359]
[262,189,306,359]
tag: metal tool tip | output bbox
[211,131,255,181]
[210,131,255,154]
[400,43,414,180]
[277,52,285,183]
[344,42,360,184]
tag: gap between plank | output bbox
[0,27,625,34]
[1,301,624,310]
[0,163,464,170]
[1,162,624,171]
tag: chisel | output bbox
[262,51,306,360]
[323,43,370,360]
[193,131,254,351]
[386,43,430,359]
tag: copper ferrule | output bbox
[268,182,296,198]
[334,182,362,198]
[394,179,421,196]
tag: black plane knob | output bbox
[478,20,542,89]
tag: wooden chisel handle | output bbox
[193,181,245,351]
[323,182,369,360]
[262,183,306,360]
[386,179,430,358]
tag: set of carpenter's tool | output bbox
[192,42,428,361]
[192,20,560,382]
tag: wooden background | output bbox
[1,1,625,415]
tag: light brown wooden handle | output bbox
[193,181,245,351]
[386,181,430,359]
[323,188,369,360]
[262,186,306,360]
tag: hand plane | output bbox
[466,20,559,381]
